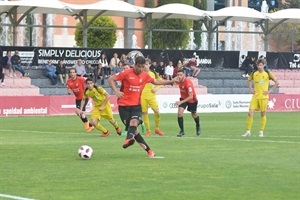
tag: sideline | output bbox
[0,194,35,200]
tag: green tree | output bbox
[269,0,300,51]
[150,0,194,49]
[75,16,117,48]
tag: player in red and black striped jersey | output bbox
[175,69,201,137]
[108,56,177,158]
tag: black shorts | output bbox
[119,105,143,129]
[76,99,88,111]
[179,98,198,113]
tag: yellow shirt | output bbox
[248,71,275,99]
[141,71,161,98]
[84,86,108,108]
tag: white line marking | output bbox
[152,156,164,159]
[0,193,35,200]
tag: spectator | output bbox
[11,50,28,77]
[56,59,68,85]
[0,61,5,86]
[241,56,255,77]
[150,61,157,72]
[114,61,124,74]
[186,56,200,78]
[99,53,110,77]
[94,63,104,85]
[85,63,94,79]
[165,61,174,80]
[44,60,58,85]
[73,59,86,77]
[126,52,134,67]
[173,60,184,78]
[120,53,127,65]
[2,51,14,77]
[109,53,120,75]
[157,61,166,79]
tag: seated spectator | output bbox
[73,59,86,77]
[186,56,200,78]
[165,61,174,80]
[56,59,68,85]
[173,60,184,78]
[241,56,255,77]
[94,63,104,85]
[11,50,28,77]
[150,61,157,72]
[157,61,166,79]
[44,60,58,85]
[99,53,110,77]
[120,53,127,65]
[2,51,15,77]
[85,63,94,79]
[109,53,120,75]
[0,62,5,86]
[126,52,134,67]
[114,61,123,74]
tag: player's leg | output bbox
[76,99,93,131]
[243,97,257,137]
[119,106,130,135]
[177,99,187,137]
[187,101,201,136]
[141,98,151,136]
[91,109,109,137]
[258,99,268,137]
[149,97,164,136]
[104,107,122,136]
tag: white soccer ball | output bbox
[78,145,93,160]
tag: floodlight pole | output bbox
[82,10,88,48]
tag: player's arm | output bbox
[247,79,254,94]
[176,91,193,106]
[108,75,124,99]
[99,91,110,111]
[152,77,178,86]
[266,76,279,95]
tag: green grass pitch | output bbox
[0,112,299,200]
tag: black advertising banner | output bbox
[0,46,299,69]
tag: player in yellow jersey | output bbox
[242,58,279,137]
[80,78,122,137]
[141,58,164,136]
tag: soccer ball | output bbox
[78,145,93,159]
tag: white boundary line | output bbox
[1,129,299,144]
[0,193,35,200]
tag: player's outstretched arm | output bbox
[108,75,123,99]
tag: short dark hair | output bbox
[177,69,185,73]
[135,56,145,65]
[85,78,93,83]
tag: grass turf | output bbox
[0,112,299,200]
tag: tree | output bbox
[268,0,300,51]
[150,0,194,49]
[75,16,117,48]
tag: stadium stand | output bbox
[2,67,299,96]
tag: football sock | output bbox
[194,116,200,126]
[154,112,160,130]
[81,117,88,123]
[178,117,184,132]
[126,126,137,140]
[246,115,253,131]
[135,133,150,152]
[142,114,150,131]
[95,123,107,133]
[260,116,267,132]
[110,119,119,129]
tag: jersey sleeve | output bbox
[114,69,129,81]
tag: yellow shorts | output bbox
[249,97,268,112]
[141,96,159,112]
[91,106,114,120]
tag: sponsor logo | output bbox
[285,98,300,109]
[268,98,276,109]
[163,102,168,108]
[289,54,300,69]
[225,100,232,109]
[169,103,178,108]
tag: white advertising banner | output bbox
[154,94,252,113]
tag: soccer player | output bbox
[67,68,94,132]
[80,78,122,137]
[242,58,279,137]
[141,58,164,136]
[175,69,201,137]
[108,56,176,158]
